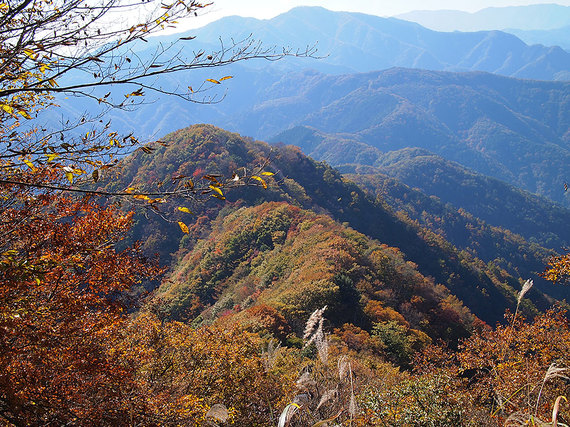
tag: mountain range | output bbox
[507,26,570,51]
[183,6,570,79]
[100,124,566,329]
[235,68,569,208]
[49,5,570,140]
[272,125,570,252]
[396,4,570,33]
[53,7,570,329]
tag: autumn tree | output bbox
[0,1,307,424]
[0,176,160,425]
[544,252,570,285]
[123,311,294,425]
[0,0,310,204]
[454,308,570,424]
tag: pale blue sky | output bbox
[183,0,570,28]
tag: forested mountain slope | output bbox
[257,68,570,207]
[100,125,564,326]
[273,125,570,251]
[158,201,476,347]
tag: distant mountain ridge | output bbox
[396,4,570,32]
[104,124,561,326]
[272,125,570,252]
[227,68,570,207]
[47,6,570,145]
[183,6,570,80]
[507,25,570,51]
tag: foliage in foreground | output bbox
[1,167,570,425]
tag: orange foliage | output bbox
[0,174,159,425]
[239,304,292,340]
[456,308,570,423]
[333,323,383,354]
[124,312,293,425]
[544,251,570,284]
[364,300,408,325]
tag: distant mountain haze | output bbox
[396,4,570,32]
[184,6,570,79]
[506,25,570,51]
[46,6,570,141]
[43,7,570,211]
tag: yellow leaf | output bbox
[0,104,14,114]
[23,159,36,171]
[177,207,194,214]
[220,76,233,81]
[261,171,274,176]
[206,78,220,84]
[18,110,31,119]
[133,194,150,201]
[178,221,189,234]
[209,185,224,197]
[23,49,37,59]
[65,171,74,184]
[251,175,267,189]
[46,153,59,162]
[125,187,135,194]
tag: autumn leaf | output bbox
[251,175,267,189]
[209,185,224,198]
[18,110,32,119]
[202,175,220,183]
[23,159,36,171]
[178,221,189,233]
[177,207,193,214]
[46,153,60,162]
[0,103,14,114]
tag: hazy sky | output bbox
[184,0,570,28]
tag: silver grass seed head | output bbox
[338,355,350,382]
[517,279,533,305]
[544,363,570,383]
[303,305,327,341]
[206,404,229,423]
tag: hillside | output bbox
[244,68,570,208]
[100,124,564,326]
[273,126,570,251]
[158,201,475,346]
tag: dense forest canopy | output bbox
[1,1,570,426]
